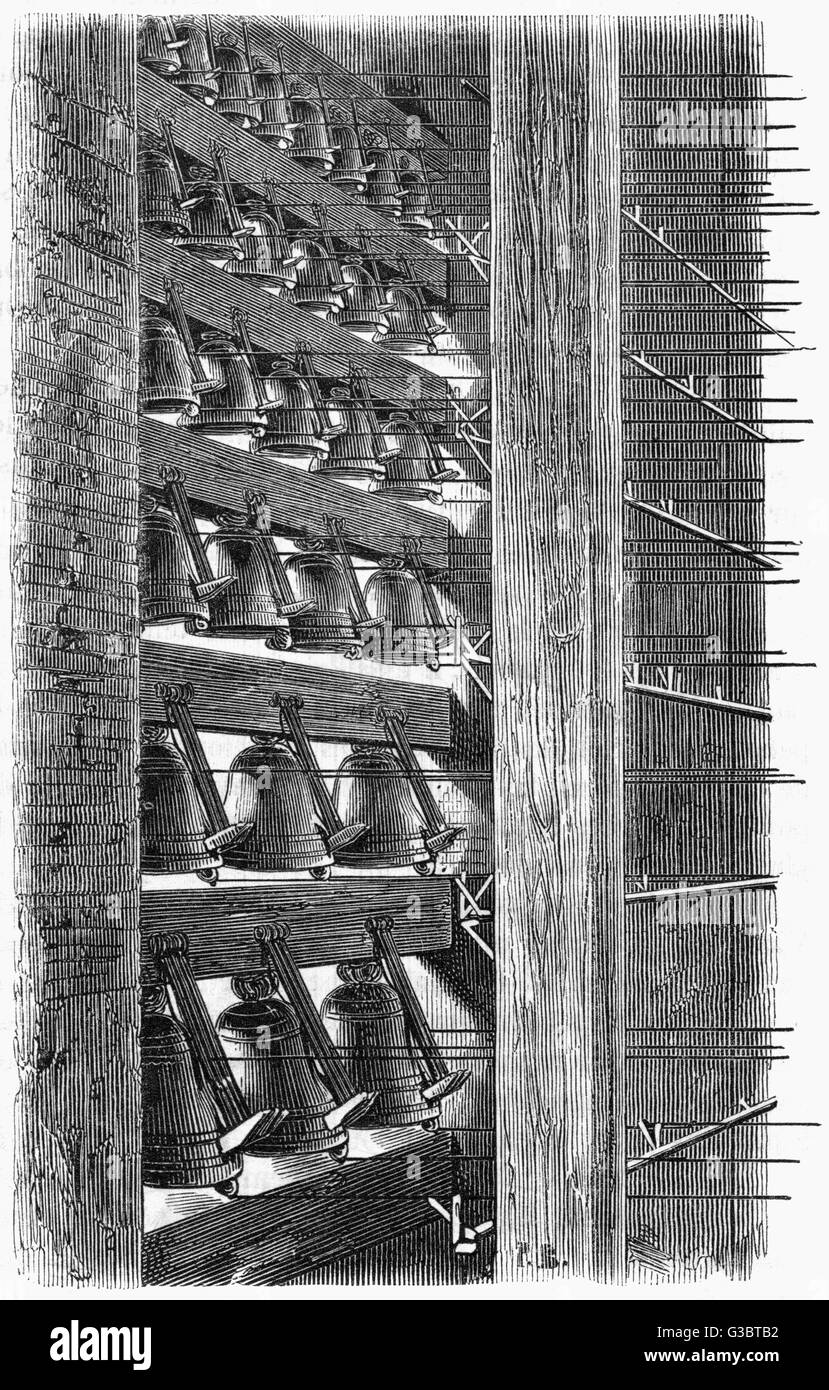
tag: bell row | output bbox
[143,920,468,1193]
[141,140,441,342]
[141,302,454,498]
[140,19,438,228]
[141,683,464,882]
[141,474,450,663]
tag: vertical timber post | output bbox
[491,16,625,1281]
[11,15,141,1285]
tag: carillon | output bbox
[373,409,458,505]
[221,734,341,878]
[171,22,220,104]
[338,258,394,340]
[138,17,187,77]
[321,917,468,1129]
[141,985,243,1195]
[334,705,463,874]
[139,465,235,632]
[139,304,201,417]
[185,330,270,436]
[139,146,197,242]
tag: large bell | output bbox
[138,17,187,76]
[139,304,202,416]
[186,333,269,435]
[322,962,440,1127]
[253,60,299,147]
[218,975,350,1157]
[214,38,261,129]
[225,201,297,291]
[333,745,435,871]
[383,286,443,355]
[290,88,337,175]
[221,735,333,876]
[171,178,246,262]
[363,133,404,217]
[142,985,241,1193]
[329,107,374,196]
[139,498,210,630]
[363,559,444,669]
[338,261,394,340]
[372,411,458,503]
[140,725,240,876]
[290,237,348,320]
[139,146,196,240]
[201,520,301,642]
[172,23,220,103]
[284,544,364,655]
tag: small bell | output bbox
[382,285,443,355]
[171,175,246,263]
[139,724,242,879]
[139,145,198,241]
[202,516,308,644]
[172,23,220,103]
[139,497,207,631]
[338,260,394,340]
[253,55,300,147]
[138,17,187,76]
[186,332,270,435]
[290,236,348,320]
[225,197,298,291]
[329,103,374,197]
[213,35,262,129]
[218,974,355,1158]
[253,364,330,467]
[290,84,337,176]
[363,558,445,670]
[139,303,201,416]
[372,410,458,504]
[221,734,334,877]
[141,985,242,1194]
[397,156,436,236]
[309,366,397,481]
[363,126,404,218]
[333,745,434,871]
[284,539,366,656]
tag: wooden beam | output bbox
[142,1129,452,1285]
[140,639,452,748]
[492,16,626,1282]
[140,878,453,980]
[139,416,450,569]
[139,66,449,298]
[140,232,443,408]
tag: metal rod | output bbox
[256,923,357,1105]
[210,144,246,235]
[162,278,209,385]
[159,465,216,588]
[378,706,447,838]
[158,682,229,835]
[624,680,771,721]
[402,537,446,629]
[368,916,449,1084]
[271,694,351,843]
[153,932,249,1130]
[623,352,771,441]
[325,516,374,626]
[155,113,188,201]
[627,1098,778,1173]
[625,878,776,904]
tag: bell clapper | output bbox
[413,858,437,877]
[197,867,219,885]
[330,1142,349,1164]
[309,864,331,881]
[215,1177,239,1198]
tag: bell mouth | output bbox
[307,461,385,480]
[370,481,444,505]
[140,848,223,874]
[139,392,201,414]
[140,218,191,240]
[171,236,246,262]
[292,155,337,176]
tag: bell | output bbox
[252,367,330,467]
[225,200,297,291]
[202,519,304,642]
[172,23,220,103]
[217,975,352,1157]
[290,237,348,320]
[310,391,396,482]
[140,724,240,877]
[329,106,374,196]
[253,60,300,147]
[322,962,441,1127]
[372,410,458,503]
[383,286,443,355]
[398,161,436,236]
[284,543,365,655]
[338,261,394,340]
[214,38,261,129]
[139,304,201,416]
[333,745,439,871]
[220,734,334,877]
[363,559,445,669]
[138,17,187,76]
[139,499,208,630]
[142,985,242,1193]
[290,87,337,175]
[186,333,268,435]
[171,178,246,262]
[363,129,404,217]
[139,146,196,240]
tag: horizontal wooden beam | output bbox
[142,1128,452,1285]
[141,878,453,980]
[139,66,449,298]
[140,639,453,747]
[139,417,450,568]
[140,232,443,409]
